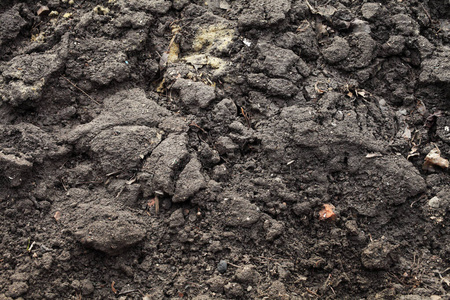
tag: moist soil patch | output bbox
[1,0,450,299]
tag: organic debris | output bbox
[318,204,337,221]
[424,111,443,128]
[366,153,383,158]
[54,211,61,222]
[407,145,420,160]
[423,147,449,171]
[37,6,49,16]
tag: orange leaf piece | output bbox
[318,204,336,221]
[54,211,61,222]
[111,281,117,294]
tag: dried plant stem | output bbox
[62,76,100,105]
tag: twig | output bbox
[419,3,432,22]
[241,107,251,128]
[62,76,100,105]
[189,122,207,134]
[305,288,320,297]
[227,262,240,268]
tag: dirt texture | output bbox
[1,0,450,299]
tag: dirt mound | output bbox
[1,0,450,299]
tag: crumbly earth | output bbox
[1,0,450,299]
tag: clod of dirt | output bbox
[72,205,146,255]
[267,78,299,97]
[224,282,243,298]
[419,47,450,84]
[423,148,449,171]
[361,3,384,20]
[0,6,27,48]
[173,154,206,203]
[436,116,450,142]
[0,123,68,186]
[237,0,291,28]
[235,264,260,284]
[391,13,420,36]
[0,151,32,187]
[338,32,376,71]
[65,88,170,144]
[361,239,398,270]
[114,0,172,14]
[1,51,65,105]
[220,198,260,227]
[140,133,189,197]
[257,42,302,79]
[90,125,163,174]
[263,218,284,241]
[266,280,288,300]
[6,281,29,298]
[207,275,226,292]
[171,78,216,112]
[169,208,185,228]
[380,35,406,57]
[322,36,350,64]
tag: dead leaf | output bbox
[407,145,419,160]
[402,127,412,140]
[366,153,383,158]
[423,147,449,171]
[355,89,369,98]
[148,199,155,208]
[319,204,337,221]
[111,281,117,294]
[54,211,61,222]
[37,6,49,16]
[314,82,326,94]
[416,100,427,116]
[424,111,443,128]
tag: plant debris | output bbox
[54,211,61,222]
[423,147,449,171]
[318,204,337,221]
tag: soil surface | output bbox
[1,0,450,299]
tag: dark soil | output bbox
[1,0,450,299]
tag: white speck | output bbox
[243,38,252,47]
[445,126,449,132]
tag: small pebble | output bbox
[217,260,227,274]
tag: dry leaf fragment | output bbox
[111,281,117,294]
[54,211,61,222]
[366,153,383,158]
[37,6,49,16]
[355,89,370,98]
[407,145,419,160]
[319,204,337,221]
[424,111,443,128]
[314,82,326,94]
[423,148,449,171]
